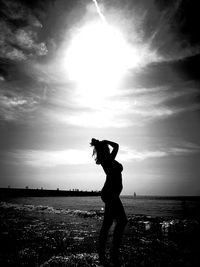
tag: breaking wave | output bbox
[0,201,104,218]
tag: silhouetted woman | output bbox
[90,138,127,266]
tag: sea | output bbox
[1,195,200,219]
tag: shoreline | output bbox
[1,188,200,199]
[0,188,101,198]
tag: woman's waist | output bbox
[106,173,122,180]
[103,177,122,188]
[102,160,123,174]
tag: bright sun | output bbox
[65,21,134,101]
[57,14,160,127]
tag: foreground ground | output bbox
[0,202,200,267]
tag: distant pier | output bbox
[0,188,101,198]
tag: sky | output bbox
[0,0,200,196]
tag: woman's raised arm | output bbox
[103,140,119,160]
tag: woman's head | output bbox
[90,138,110,164]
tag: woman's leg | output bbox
[112,198,128,264]
[99,202,114,264]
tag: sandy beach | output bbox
[0,201,200,267]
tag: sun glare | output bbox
[65,22,134,101]
[60,20,148,127]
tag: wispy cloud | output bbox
[109,0,199,63]
[35,79,199,128]
[119,142,200,162]
[4,149,92,167]
[0,88,38,122]
[118,80,200,124]
[3,141,200,168]
[141,0,200,61]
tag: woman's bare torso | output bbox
[100,159,123,202]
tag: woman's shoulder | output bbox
[102,159,122,167]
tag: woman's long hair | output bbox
[92,141,110,164]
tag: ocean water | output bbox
[2,195,200,218]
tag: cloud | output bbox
[23,54,199,128]
[3,141,200,168]
[119,148,167,161]
[15,29,48,56]
[36,79,199,128]
[119,77,200,124]
[0,75,5,81]
[143,0,200,61]
[0,89,38,122]
[119,142,200,162]
[110,0,200,63]
[0,0,48,61]
[53,110,133,128]
[4,149,92,167]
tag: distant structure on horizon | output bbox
[0,188,101,198]
[134,192,137,198]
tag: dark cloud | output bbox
[0,0,48,61]
[173,0,200,46]
[159,81,200,113]
[124,51,200,93]
[0,93,37,122]
[0,58,46,125]
[173,54,200,82]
